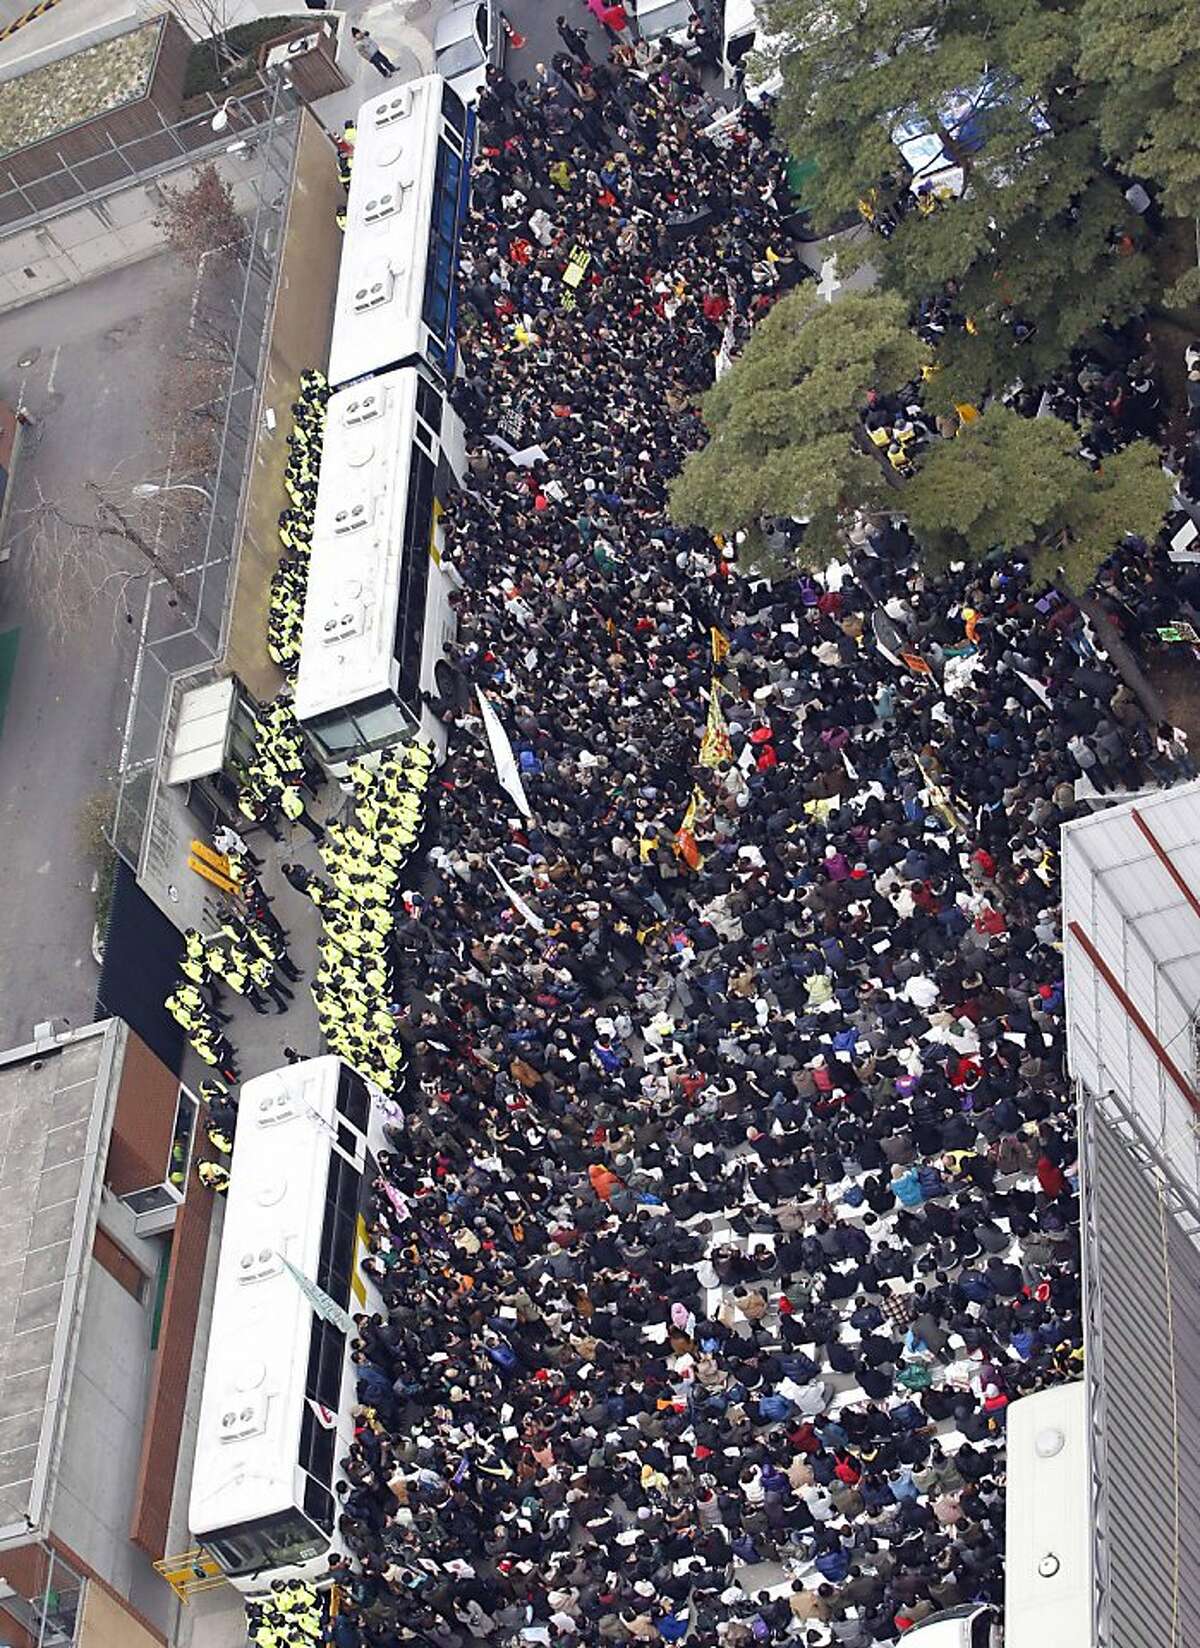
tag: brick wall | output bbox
[129,1185,213,1558]
[92,1228,148,1301]
[104,1032,179,1197]
[0,1545,48,1601]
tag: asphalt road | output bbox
[0,256,197,1049]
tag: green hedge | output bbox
[183,16,309,99]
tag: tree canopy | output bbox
[903,404,1173,587]
[1079,0,1200,220]
[669,289,927,551]
[758,0,1155,406]
[669,309,1172,592]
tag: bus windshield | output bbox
[204,1508,326,1578]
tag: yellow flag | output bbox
[711,626,730,666]
[699,679,733,769]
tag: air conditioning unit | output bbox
[373,88,413,126]
[322,605,365,643]
[343,387,387,425]
[363,185,407,223]
[351,261,394,313]
[332,498,373,535]
[252,1079,306,1122]
[218,1396,268,1443]
[236,1245,283,1284]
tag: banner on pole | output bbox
[278,1252,357,1336]
[477,689,534,820]
[699,679,733,768]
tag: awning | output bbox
[165,678,236,786]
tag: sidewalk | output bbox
[180,784,351,1092]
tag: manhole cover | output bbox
[16,348,39,368]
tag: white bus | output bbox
[293,363,464,773]
[900,1381,1089,1648]
[329,74,475,391]
[1003,1379,1092,1647]
[189,1057,378,1594]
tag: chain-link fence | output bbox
[109,71,303,869]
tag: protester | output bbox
[289,50,1189,1648]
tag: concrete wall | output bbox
[0,158,260,315]
[48,1263,170,1632]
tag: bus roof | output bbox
[1004,1381,1093,1648]
[328,75,446,390]
[293,367,429,726]
[188,1058,345,1539]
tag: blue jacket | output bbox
[814,1548,850,1583]
[893,1169,924,1208]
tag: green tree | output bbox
[1079,0,1200,220]
[904,403,1172,587]
[759,0,1154,406]
[668,288,927,550]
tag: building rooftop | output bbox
[1061,777,1200,1201]
[0,1023,120,1541]
[0,19,160,161]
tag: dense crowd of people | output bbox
[266,33,1200,1648]
[158,15,1200,1648]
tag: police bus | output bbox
[329,73,474,391]
[1002,1379,1091,1648]
[900,1380,1089,1648]
[189,1057,381,1594]
[292,363,464,774]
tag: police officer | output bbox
[249,952,292,1013]
[274,783,325,843]
[197,1160,230,1194]
[206,1118,234,1155]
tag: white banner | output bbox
[477,689,533,820]
[491,861,546,932]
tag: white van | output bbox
[721,0,784,96]
[635,0,701,53]
[900,1604,999,1648]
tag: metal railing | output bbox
[0,85,279,233]
[109,70,303,870]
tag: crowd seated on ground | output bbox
[270,38,1200,1648]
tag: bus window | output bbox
[306,708,362,759]
[347,695,411,748]
[335,1065,371,1133]
[305,1316,346,1414]
[318,1153,360,1303]
[416,376,443,438]
[421,140,463,346]
[204,1509,326,1577]
[308,695,411,760]
[394,449,437,703]
[304,1476,337,1535]
[299,1396,337,1488]
[440,77,467,138]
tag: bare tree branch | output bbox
[12,470,203,642]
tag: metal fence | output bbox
[109,70,303,869]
